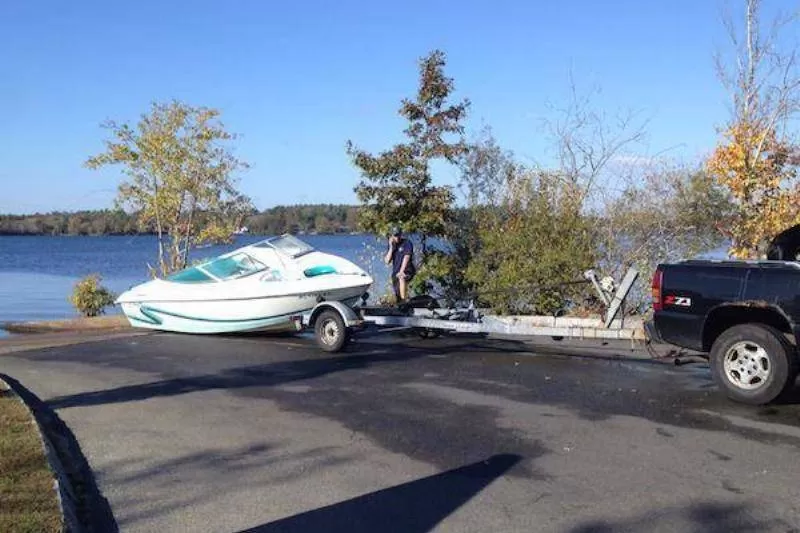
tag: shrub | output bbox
[70,274,116,317]
[466,170,596,315]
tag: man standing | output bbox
[385,226,415,303]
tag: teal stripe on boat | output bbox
[129,307,162,325]
[129,315,161,325]
[140,305,313,323]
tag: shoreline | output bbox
[0,316,146,356]
[0,231,369,238]
[1,315,131,335]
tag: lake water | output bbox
[0,234,731,339]
[0,235,390,332]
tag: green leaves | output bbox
[85,100,252,275]
[348,50,469,296]
[466,170,596,315]
[70,274,116,317]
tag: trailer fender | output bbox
[306,301,363,329]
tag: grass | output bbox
[0,389,61,533]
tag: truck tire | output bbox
[709,323,798,405]
[314,310,349,353]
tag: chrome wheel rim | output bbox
[321,318,340,346]
[723,341,771,390]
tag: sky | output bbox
[0,0,791,213]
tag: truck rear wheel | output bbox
[709,323,798,405]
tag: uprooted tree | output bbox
[347,49,470,295]
[86,101,253,276]
[707,0,800,259]
[460,88,731,314]
[543,82,732,313]
[465,165,597,315]
[596,163,733,310]
[457,86,648,315]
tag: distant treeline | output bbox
[246,204,360,235]
[0,205,362,236]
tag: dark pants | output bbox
[392,271,414,301]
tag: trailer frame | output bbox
[296,267,642,353]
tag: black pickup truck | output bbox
[648,225,800,405]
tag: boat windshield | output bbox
[203,253,266,280]
[255,235,315,258]
[167,267,214,283]
[167,252,266,283]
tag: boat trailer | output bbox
[296,268,641,353]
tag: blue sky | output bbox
[0,0,783,213]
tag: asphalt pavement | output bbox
[2,331,800,532]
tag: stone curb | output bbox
[483,315,648,342]
[0,376,83,533]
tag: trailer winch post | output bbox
[584,269,612,306]
[603,267,639,328]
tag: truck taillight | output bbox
[651,269,664,311]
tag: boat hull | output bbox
[120,287,367,334]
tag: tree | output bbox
[424,127,518,304]
[596,163,733,310]
[67,215,85,235]
[542,80,732,313]
[457,87,728,316]
[347,50,470,293]
[459,126,513,207]
[86,101,252,275]
[70,274,116,317]
[314,214,333,234]
[707,0,800,258]
[466,167,597,315]
[545,79,648,205]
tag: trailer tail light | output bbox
[651,269,664,312]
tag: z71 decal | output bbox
[664,295,692,307]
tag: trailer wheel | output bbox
[709,323,798,405]
[315,310,349,353]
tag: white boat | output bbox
[116,234,373,334]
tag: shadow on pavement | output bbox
[774,379,800,406]
[45,345,436,410]
[568,501,791,533]
[0,373,118,533]
[42,333,800,451]
[45,337,531,410]
[236,453,521,533]
[99,442,361,529]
